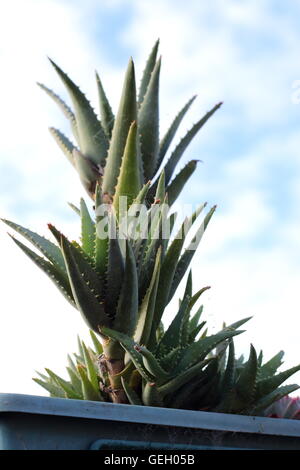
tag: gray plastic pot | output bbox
[1,393,300,450]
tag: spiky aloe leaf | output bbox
[49,59,108,168]
[131,181,151,206]
[2,219,66,273]
[166,160,198,206]
[101,327,154,382]
[255,364,300,400]
[175,329,244,373]
[134,249,161,347]
[154,170,165,203]
[33,376,66,398]
[77,364,102,401]
[37,82,79,142]
[235,344,258,406]
[158,358,212,396]
[156,95,197,173]
[94,185,109,278]
[68,202,80,215]
[138,39,160,106]
[152,203,207,332]
[188,305,203,333]
[102,59,137,197]
[138,58,161,181]
[80,199,95,258]
[45,368,82,399]
[121,377,143,405]
[89,330,103,355]
[113,121,141,220]
[134,345,170,382]
[251,384,300,415]
[95,71,115,139]
[49,127,77,166]
[258,351,285,379]
[164,102,222,185]
[51,228,109,332]
[156,296,191,356]
[81,341,99,393]
[142,382,164,407]
[104,232,124,316]
[66,367,83,396]
[112,240,138,336]
[169,205,216,300]
[184,271,193,299]
[7,234,75,307]
[214,340,236,412]
[188,321,206,343]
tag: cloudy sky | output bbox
[1,0,300,397]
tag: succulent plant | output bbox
[3,41,300,412]
[37,40,221,205]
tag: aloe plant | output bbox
[3,41,300,411]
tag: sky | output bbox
[1,0,300,397]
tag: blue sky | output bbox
[1,0,300,396]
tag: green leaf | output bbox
[82,341,99,393]
[138,58,161,181]
[94,185,109,278]
[188,305,203,333]
[7,234,75,307]
[157,95,197,171]
[49,59,108,168]
[104,231,125,316]
[33,376,66,398]
[121,377,143,405]
[214,340,236,412]
[77,365,102,401]
[49,127,77,166]
[164,102,222,185]
[255,364,300,400]
[95,71,115,139]
[166,160,198,206]
[156,296,191,356]
[113,240,138,336]
[188,321,206,343]
[138,39,160,106]
[37,82,79,142]
[89,330,103,355]
[66,367,83,396]
[68,202,80,215]
[102,58,137,197]
[175,329,244,373]
[131,181,151,206]
[258,351,284,379]
[154,170,165,202]
[45,368,82,399]
[169,205,216,299]
[136,345,170,381]
[2,218,66,274]
[55,229,110,332]
[251,384,300,415]
[134,249,161,347]
[152,203,207,332]
[184,271,193,299]
[142,382,164,407]
[80,199,96,258]
[158,358,212,396]
[235,344,258,405]
[113,121,141,220]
